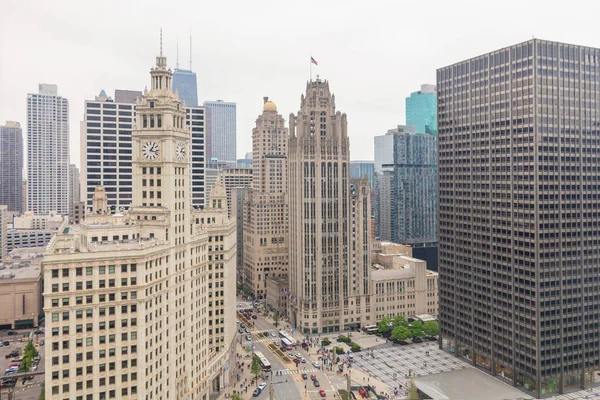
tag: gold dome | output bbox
[263,100,277,111]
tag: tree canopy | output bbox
[423,321,440,337]
[391,326,412,341]
[377,316,391,333]
[392,315,409,328]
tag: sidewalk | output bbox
[217,342,265,400]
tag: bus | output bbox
[278,330,297,345]
[254,351,271,372]
[281,338,293,350]
[362,324,378,334]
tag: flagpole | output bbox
[310,54,312,82]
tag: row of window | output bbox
[51,278,137,292]
[52,264,136,278]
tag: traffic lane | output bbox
[256,342,303,400]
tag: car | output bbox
[31,365,37,372]
[251,315,257,319]
[11,357,22,362]
[5,367,18,374]
[301,357,306,363]
[246,335,252,341]
[310,375,317,381]
[288,353,294,359]
[270,332,277,337]
[312,361,320,368]
[5,351,18,359]
[7,363,20,369]
[2,341,8,346]
[296,353,302,358]
[258,382,267,391]
[320,389,327,397]
[302,373,308,380]
[34,356,40,362]
[6,331,16,336]
[314,380,320,387]
[0,343,4,347]
[34,330,43,335]
[252,388,261,397]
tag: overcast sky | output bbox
[2,0,599,168]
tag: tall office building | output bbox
[27,84,69,215]
[186,105,206,208]
[350,161,375,188]
[288,79,372,334]
[374,127,437,245]
[0,206,7,263]
[0,121,23,213]
[406,84,437,135]
[204,100,237,167]
[222,167,252,216]
[81,89,141,212]
[43,47,236,399]
[68,164,80,213]
[173,69,198,106]
[438,39,600,397]
[242,98,288,301]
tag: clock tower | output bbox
[130,31,190,246]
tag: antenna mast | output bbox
[160,28,163,56]
[189,30,192,71]
[176,37,180,69]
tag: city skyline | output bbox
[4,1,594,167]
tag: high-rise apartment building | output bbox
[406,84,437,135]
[0,206,7,262]
[173,69,198,106]
[81,90,141,212]
[204,100,237,167]
[186,105,206,208]
[0,121,23,213]
[43,48,237,400]
[288,79,372,334]
[437,39,600,397]
[242,98,288,301]
[350,161,375,188]
[27,84,69,215]
[68,164,81,215]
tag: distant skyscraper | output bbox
[437,39,600,397]
[288,79,371,334]
[0,206,7,262]
[0,121,23,213]
[204,100,237,167]
[242,98,288,301]
[173,69,198,106]
[186,105,206,208]
[406,84,437,135]
[350,161,375,188]
[81,89,141,212]
[68,164,80,216]
[374,124,415,172]
[27,84,69,215]
[374,127,437,245]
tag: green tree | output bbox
[273,311,280,328]
[410,321,424,338]
[251,354,263,385]
[377,316,391,334]
[321,337,331,346]
[350,343,361,352]
[231,394,243,400]
[392,315,408,328]
[334,346,345,355]
[422,321,440,337]
[391,326,412,341]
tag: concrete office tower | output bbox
[406,84,437,135]
[173,69,198,106]
[231,186,250,282]
[350,160,375,188]
[186,105,206,208]
[242,98,288,301]
[81,89,142,212]
[222,167,252,216]
[437,39,600,397]
[0,206,7,262]
[43,47,237,400]
[288,79,372,334]
[68,164,80,214]
[204,100,237,167]
[0,121,23,213]
[27,84,69,215]
[374,127,437,245]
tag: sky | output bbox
[2,0,600,169]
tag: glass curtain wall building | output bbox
[0,121,23,213]
[438,39,600,397]
[172,69,198,106]
[406,84,437,135]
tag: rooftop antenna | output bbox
[189,29,192,71]
[176,37,180,69]
[160,28,163,56]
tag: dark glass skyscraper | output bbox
[172,68,198,106]
[0,121,23,213]
[438,39,600,397]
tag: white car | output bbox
[312,361,320,368]
[296,353,302,358]
[270,332,277,337]
[258,382,267,391]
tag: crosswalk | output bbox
[272,368,321,376]
[249,337,279,344]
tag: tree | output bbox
[350,343,361,352]
[377,316,391,334]
[410,321,425,338]
[422,321,440,338]
[335,346,345,355]
[321,337,331,346]
[392,315,408,328]
[273,311,280,328]
[391,326,412,342]
[251,354,263,385]
[231,394,243,400]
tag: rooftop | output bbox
[0,262,42,281]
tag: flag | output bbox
[311,57,318,65]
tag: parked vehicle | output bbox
[314,380,320,387]
[2,341,8,346]
[6,331,16,336]
[252,388,261,397]
[319,389,327,397]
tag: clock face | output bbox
[176,142,186,161]
[142,141,159,160]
